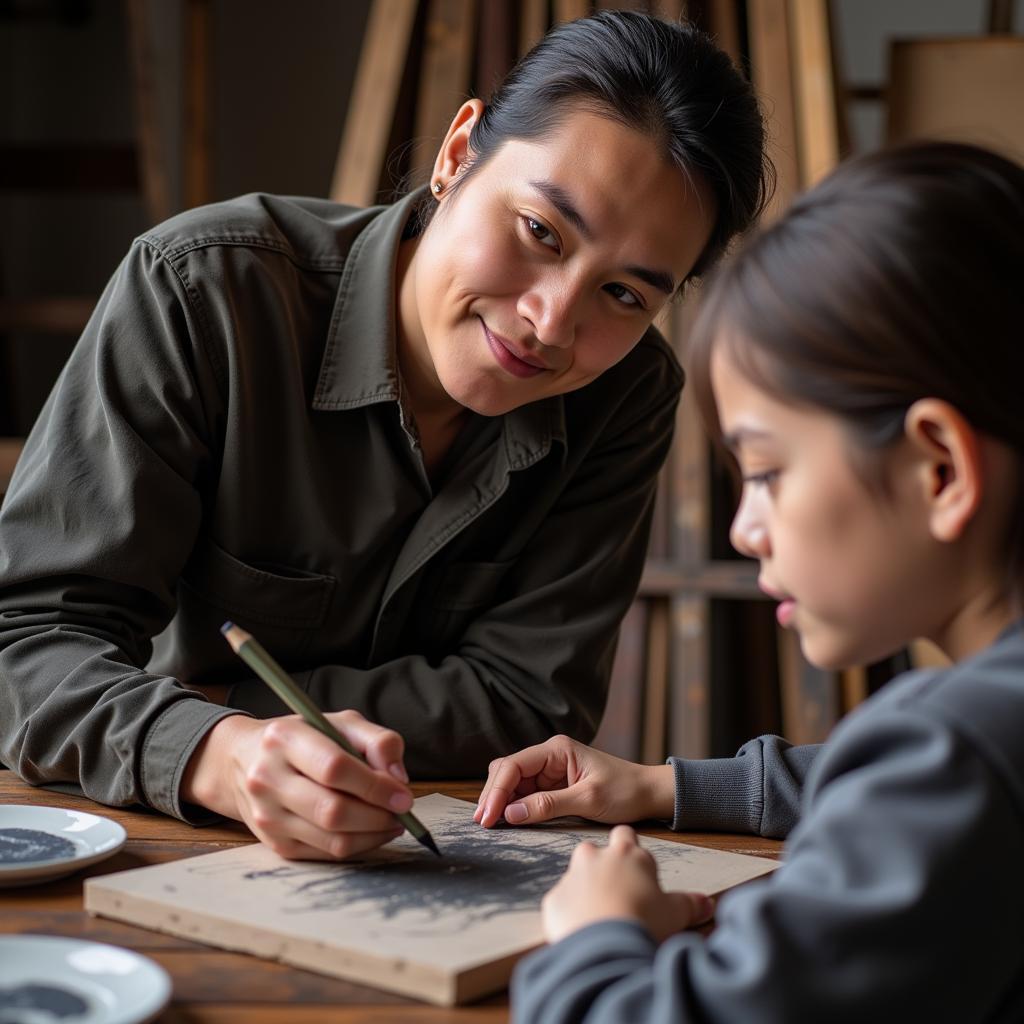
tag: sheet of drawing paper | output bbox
[84,794,777,1005]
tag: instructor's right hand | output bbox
[181,710,413,860]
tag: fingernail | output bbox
[697,895,714,919]
[505,802,528,824]
[389,790,413,812]
[388,762,409,783]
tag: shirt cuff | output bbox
[140,698,251,824]
[667,753,763,833]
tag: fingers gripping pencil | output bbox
[220,621,441,857]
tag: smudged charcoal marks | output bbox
[234,815,582,927]
[0,828,77,864]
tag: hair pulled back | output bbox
[689,140,1024,577]
[432,10,772,280]
[690,141,1024,453]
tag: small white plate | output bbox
[0,936,171,1024]
[0,805,127,887]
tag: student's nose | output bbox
[517,278,580,350]
[729,487,770,560]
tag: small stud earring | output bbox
[432,181,444,194]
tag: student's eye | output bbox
[604,282,643,309]
[523,216,559,251]
[743,469,780,489]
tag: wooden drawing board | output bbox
[84,794,777,1006]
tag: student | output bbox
[476,141,1024,1022]
[0,11,770,860]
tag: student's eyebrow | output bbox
[722,426,774,452]
[528,179,677,296]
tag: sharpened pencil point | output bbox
[420,833,442,857]
[220,621,234,635]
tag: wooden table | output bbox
[1,769,782,1023]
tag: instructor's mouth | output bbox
[481,319,550,378]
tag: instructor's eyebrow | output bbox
[529,179,677,295]
[529,179,591,238]
[625,264,675,295]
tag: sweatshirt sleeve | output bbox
[668,735,821,838]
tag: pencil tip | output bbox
[422,834,442,858]
[220,621,234,635]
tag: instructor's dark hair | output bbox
[425,10,772,281]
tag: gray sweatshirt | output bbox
[513,624,1024,1023]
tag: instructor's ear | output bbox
[903,398,982,543]
[431,99,484,194]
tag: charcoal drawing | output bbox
[243,818,571,922]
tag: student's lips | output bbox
[760,581,796,628]
[775,599,796,628]
[481,320,549,378]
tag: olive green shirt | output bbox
[0,189,682,822]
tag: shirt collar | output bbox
[312,190,416,411]
[312,187,567,462]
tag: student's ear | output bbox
[432,99,484,192]
[903,398,982,543]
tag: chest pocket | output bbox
[180,535,336,630]
[156,536,336,683]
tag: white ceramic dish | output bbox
[0,936,171,1024]
[0,805,127,887]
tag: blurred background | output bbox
[2,0,1022,762]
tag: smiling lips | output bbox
[481,318,550,378]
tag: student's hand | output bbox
[474,735,674,828]
[542,825,715,944]
[181,710,413,861]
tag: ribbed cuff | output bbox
[667,754,763,833]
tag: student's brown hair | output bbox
[688,140,1024,572]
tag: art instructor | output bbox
[0,11,770,859]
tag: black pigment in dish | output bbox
[0,828,77,865]
[0,981,90,1021]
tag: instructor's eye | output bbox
[605,283,641,308]
[525,217,558,250]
